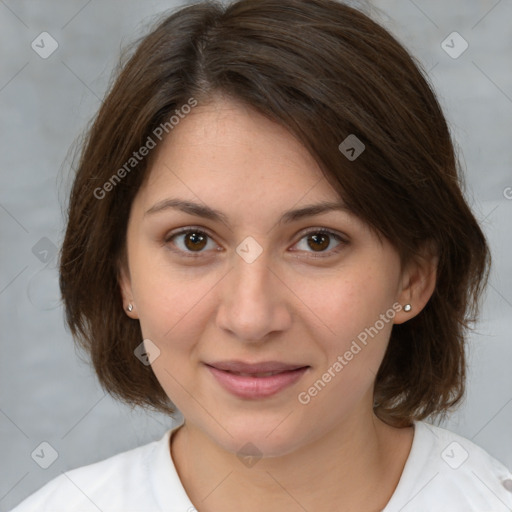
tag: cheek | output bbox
[128,241,216,339]
[296,277,395,414]
[292,264,396,343]
[132,270,224,405]
[135,274,208,345]
[292,266,398,406]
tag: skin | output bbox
[119,94,437,512]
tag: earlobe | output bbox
[394,245,438,325]
[117,261,138,319]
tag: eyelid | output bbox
[164,225,215,243]
[298,226,348,243]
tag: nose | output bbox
[215,244,292,343]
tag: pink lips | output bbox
[205,360,309,399]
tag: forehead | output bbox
[137,96,340,210]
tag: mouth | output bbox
[220,370,293,377]
[204,361,310,399]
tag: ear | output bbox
[394,241,438,325]
[117,255,139,319]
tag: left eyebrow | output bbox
[144,197,352,228]
[278,201,353,225]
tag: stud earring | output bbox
[403,304,412,312]
[126,303,133,312]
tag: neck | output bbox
[170,407,414,512]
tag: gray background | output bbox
[1,0,511,510]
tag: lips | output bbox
[228,370,286,377]
[204,360,310,399]
[206,360,308,375]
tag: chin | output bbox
[203,411,311,459]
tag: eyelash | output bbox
[163,226,347,260]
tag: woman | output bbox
[10,0,512,510]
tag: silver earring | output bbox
[127,303,133,312]
[403,304,412,312]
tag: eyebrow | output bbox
[144,198,352,226]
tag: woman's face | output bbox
[120,95,424,456]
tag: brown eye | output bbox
[183,231,207,251]
[293,229,346,258]
[165,228,217,257]
[307,232,330,251]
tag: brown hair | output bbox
[59,0,490,427]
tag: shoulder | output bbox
[421,421,512,483]
[9,431,172,512]
[385,420,512,512]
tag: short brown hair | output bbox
[59,0,490,427]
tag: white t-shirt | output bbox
[10,420,512,512]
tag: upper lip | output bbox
[205,360,309,374]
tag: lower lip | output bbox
[206,365,309,399]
